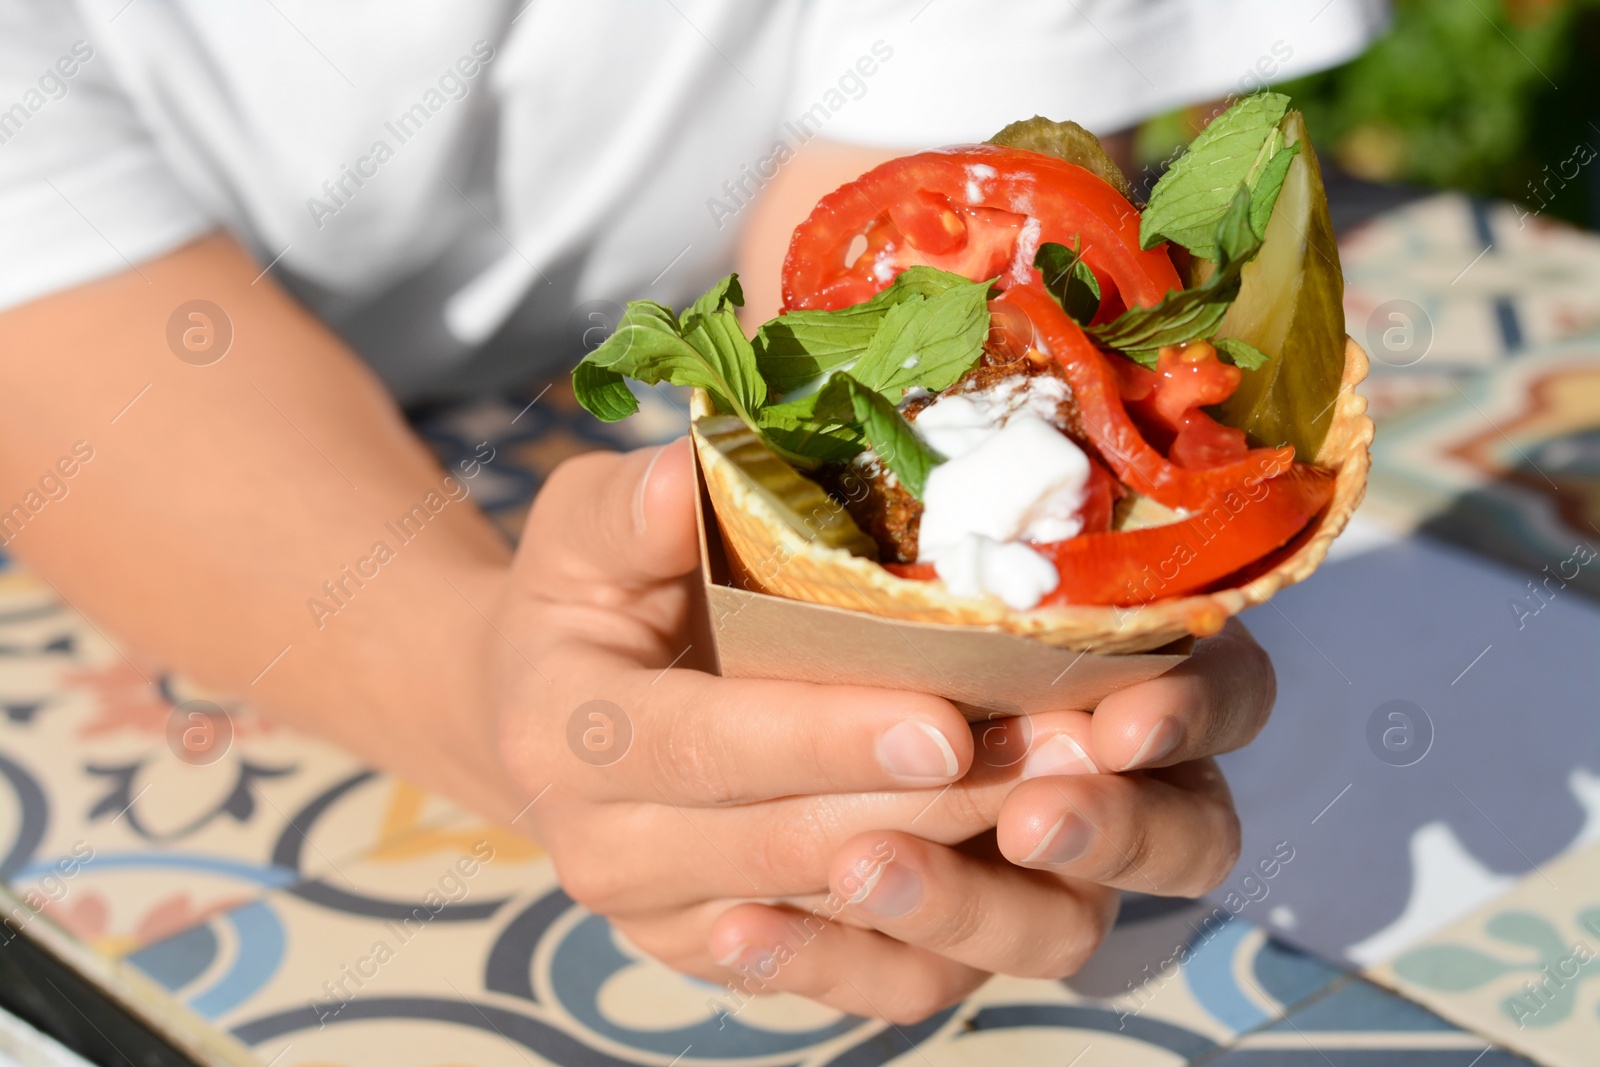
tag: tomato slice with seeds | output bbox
[781,145,1181,314]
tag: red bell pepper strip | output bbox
[781,145,1181,314]
[886,463,1335,607]
[1003,286,1294,512]
[1034,462,1336,605]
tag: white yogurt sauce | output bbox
[913,378,1091,609]
[933,533,1061,609]
[1005,216,1042,285]
[964,162,998,204]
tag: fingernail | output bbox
[850,859,921,918]
[1024,812,1094,865]
[877,721,958,781]
[632,444,668,536]
[1125,718,1183,770]
[1021,734,1098,780]
[720,944,778,979]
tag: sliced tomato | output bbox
[1139,343,1242,426]
[1003,286,1293,511]
[1122,343,1252,470]
[1035,463,1336,606]
[782,145,1181,313]
[1169,415,1249,469]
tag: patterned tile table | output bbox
[7,187,1600,1064]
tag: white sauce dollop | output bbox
[964,162,998,204]
[933,533,1061,610]
[913,378,1092,609]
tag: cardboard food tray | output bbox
[691,436,1192,723]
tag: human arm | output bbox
[0,233,525,820]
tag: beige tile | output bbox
[1369,841,1600,1067]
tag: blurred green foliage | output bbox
[1141,0,1600,228]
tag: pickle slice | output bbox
[694,415,879,558]
[988,116,1136,202]
[1211,111,1347,460]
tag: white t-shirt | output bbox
[0,0,1386,399]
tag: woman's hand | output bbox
[496,438,1275,1023]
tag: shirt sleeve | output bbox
[0,2,212,311]
[784,0,1390,147]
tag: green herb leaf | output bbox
[814,373,943,499]
[1091,186,1264,362]
[681,273,744,333]
[755,391,864,469]
[572,276,766,425]
[1214,337,1272,370]
[1212,110,1348,458]
[1034,240,1102,325]
[1248,142,1300,238]
[846,277,992,399]
[1140,93,1291,260]
[571,362,638,422]
[1215,184,1259,264]
[753,267,984,396]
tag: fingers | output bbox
[810,831,1118,981]
[601,665,972,805]
[969,709,1100,782]
[545,776,998,914]
[996,759,1241,897]
[519,439,699,590]
[1090,618,1276,772]
[559,710,1096,912]
[633,668,960,799]
[706,902,989,1023]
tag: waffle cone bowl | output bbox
[692,337,1371,655]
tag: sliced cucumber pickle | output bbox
[988,116,1136,202]
[695,415,879,558]
[1212,110,1347,460]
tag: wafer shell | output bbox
[690,337,1371,654]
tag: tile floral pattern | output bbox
[123,832,1344,1067]
[1371,842,1600,1067]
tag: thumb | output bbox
[519,437,700,589]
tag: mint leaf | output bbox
[1140,93,1291,260]
[681,273,744,332]
[1092,186,1264,365]
[815,373,943,499]
[1215,184,1259,264]
[571,362,638,422]
[572,276,764,425]
[753,267,980,395]
[1034,240,1102,325]
[756,391,864,469]
[1249,142,1300,238]
[576,268,974,490]
[847,277,991,399]
[1214,337,1272,370]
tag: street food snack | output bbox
[575,94,1371,653]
